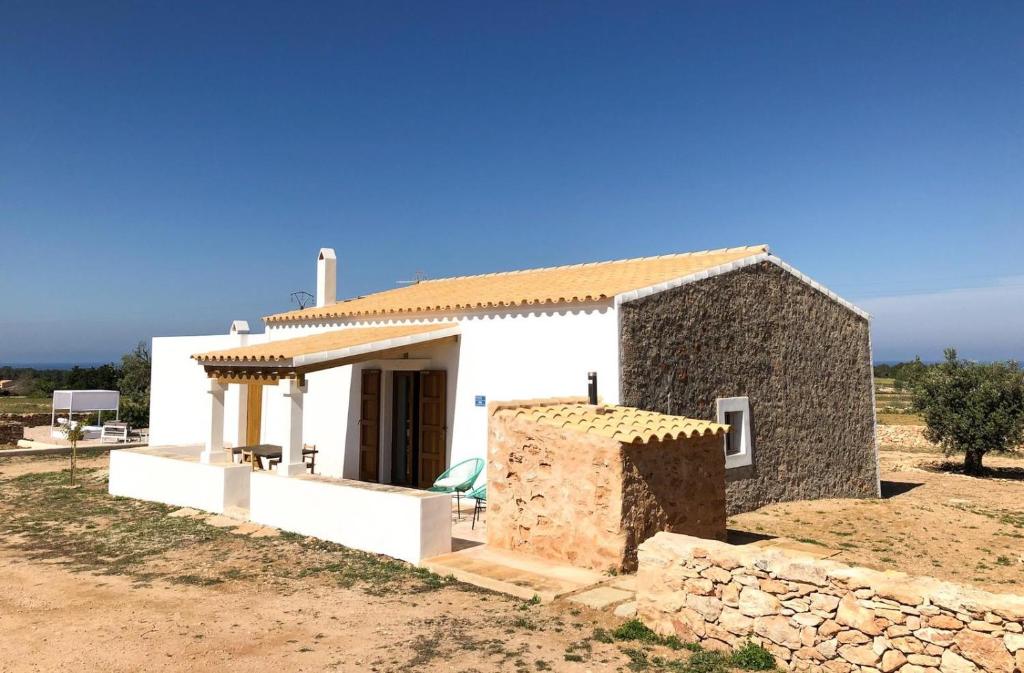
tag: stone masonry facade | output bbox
[619,261,879,514]
[637,533,1024,673]
[488,403,726,572]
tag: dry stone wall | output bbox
[637,533,1024,673]
[0,421,24,446]
[488,405,726,572]
[619,261,878,514]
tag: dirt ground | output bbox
[3,444,1024,672]
[0,454,691,673]
[730,448,1024,593]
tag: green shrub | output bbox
[730,641,775,670]
[613,619,661,643]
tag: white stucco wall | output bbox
[262,302,621,481]
[109,447,251,513]
[149,302,620,486]
[149,333,267,447]
[249,473,451,563]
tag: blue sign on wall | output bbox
[475,395,486,407]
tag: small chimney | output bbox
[587,371,598,405]
[229,320,250,335]
[316,248,337,308]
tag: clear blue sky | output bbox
[1,2,1021,365]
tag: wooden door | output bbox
[359,369,381,482]
[245,383,263,445]
[417,370,447,488]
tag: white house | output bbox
[110,244,877,563]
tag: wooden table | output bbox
[233,444,282,471]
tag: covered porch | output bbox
[109,322,464,563]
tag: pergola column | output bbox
[277,377,307,476]
[200,379,229,464]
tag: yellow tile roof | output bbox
[493,399,728,444]
[266,245,768,323]
[193,322,458,364]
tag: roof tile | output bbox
[266,245,768,323]
[493,399,728,444]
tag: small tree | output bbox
[914,349,1024,474]
[61,421,86,486]
[119,341,151,428]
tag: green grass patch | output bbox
[0,464,461,595]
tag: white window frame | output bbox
[717,396,753,469]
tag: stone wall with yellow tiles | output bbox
[619,261,878,515]
[487,411,726,572]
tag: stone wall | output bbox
[637,533,1024,673]
[619,261,879,514]
[488,405,726,572]
[0,412,51,426]
[0,421,24,446]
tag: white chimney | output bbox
[229,320,251,335]
[316,248,337,307]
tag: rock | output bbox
[1016,650,1024,673]
[966,619,1000,633]
[714,607,752,635]
[927,615,963,630]
[810,592,841,613]
[887,625,912,638]
[890,636,925,654]
[739,587,782,617]
[613,601,637,619]
[670,607,706,640]
[1004,632,1024,653]
[686,594,723,621]
[837,594,884,636]
[700,566,732,584]
[838,644,880,666]
[776,561,830,586]
[872,635,891,656]
[1004,621,1022,633]
[760,578,789,594]
[721,582,740,607]
[795,646,825,662]
[954,629,1014,673]
[875,580,926,606]
[939,650,978,673]
[783,599,810,613]
[793,612,823,627]
[753,615,802,649]
[914,627,956,646]
[816,638,838,659]
[907,654,940,666]
[819,619,843,637]
[837,630,870,645]
[880,649,907,672]
[684,578,715,595]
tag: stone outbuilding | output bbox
[487,398,729,572]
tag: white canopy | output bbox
[52,390,120,413]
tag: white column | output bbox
[277,377,307,476]
[200,379,228,464]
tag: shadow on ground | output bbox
[880,480,923,498]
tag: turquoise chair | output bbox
[466,484,487,530]
[428,458,484,519]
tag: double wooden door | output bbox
[358,368,446,487]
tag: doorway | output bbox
[390,371,419,486]
[245,383,263,445]
[358,369,447,487]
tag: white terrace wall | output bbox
[637,533,1024,673]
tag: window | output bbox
[716,397,753,469]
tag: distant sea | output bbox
[0,362,114,370]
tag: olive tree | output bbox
[914,349,1024,474]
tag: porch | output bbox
[108,444,456,563]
